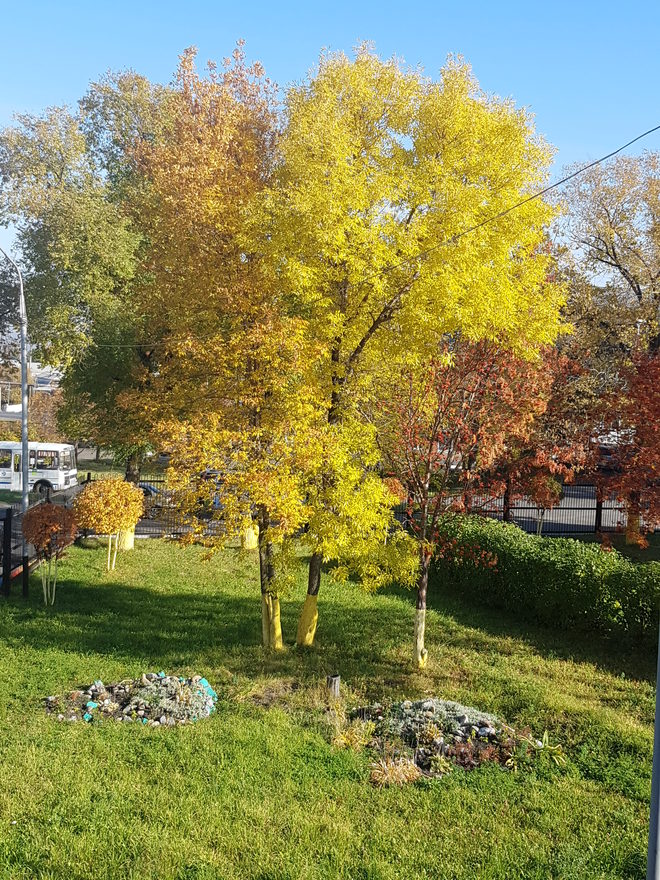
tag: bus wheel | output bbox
[34,481,52,497]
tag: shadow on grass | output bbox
[1,544,654,689]
[0,570,415,695]
[380,576,658,684]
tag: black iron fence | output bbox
[393,483,628,536]
[0,475,631,598]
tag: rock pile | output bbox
[352,698,555,777]
[45,672,218,726]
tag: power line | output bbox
[354,122,660,287]
[87,121,660,350]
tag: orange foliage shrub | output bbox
[22,502,77,559]
[22,503,77,605]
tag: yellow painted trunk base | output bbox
[241,524,259,550]
[117,528,135,552]
[414,607,428,669]
[261,593,283,650]
[269,596,283,650]
[296,594,319,647]
[261,594,272,647]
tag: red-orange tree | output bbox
[373,337,552,667]
[599,354,660,543]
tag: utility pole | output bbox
[0,245,29,594]
[649,621,660,879]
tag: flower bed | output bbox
[346,698,564,784]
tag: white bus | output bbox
[0,442,78,495]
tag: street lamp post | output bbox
[0,245,29,595]
[649,623,660,879]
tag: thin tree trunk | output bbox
[297,552,322,647]
[107,536,112,571]
[52,556,58,606]
[112,533,119,570]
[269,595,283,650]
[258,505,282,650]
[503,475,512,523]
[414,549,430,669]
[625,491,641,545]
[300,343,343,647]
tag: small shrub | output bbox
[74,480,144,570]
[22,503,77,605]
[369,757,421,787]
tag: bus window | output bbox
[37,450,59,470]
[0,449,11,469]
[13,453,20,472]
[29,451,36,469]
[61,449,72,470]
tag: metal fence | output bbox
[1,483,81,596]
[109,475,632,539]
[0,475,629,596]
[393,483,628,536]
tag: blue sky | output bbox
[1,0,659,252]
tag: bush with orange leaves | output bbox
[22,503,77,605]
[73,479,144,570]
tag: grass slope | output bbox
[0,540,653,880]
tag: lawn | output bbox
[0,540,653,879]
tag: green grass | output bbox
[0,540,653,879]
[78,458,167,481]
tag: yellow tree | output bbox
[117,46,315,649]
[251,47,564,646]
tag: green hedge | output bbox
[432,516,660,640]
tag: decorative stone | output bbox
[45,672,218,727]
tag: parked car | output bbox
[138,482,174,519]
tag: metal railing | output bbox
[393,483,628,536]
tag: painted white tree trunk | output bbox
[414,606,428,669]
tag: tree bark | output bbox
[124,452,140,484]
[117,527,135,551]
[503,475,512,523]
[258,505,283,650]
[625,491,641,545]
[414,549,430,669]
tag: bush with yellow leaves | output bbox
[73,479,144,570]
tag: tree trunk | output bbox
[269,595,283,650]
[241,523,259,550]
[258,506,283,650]
[95,445,101,462]
[595,485,603,534]
[297,552,322,647]
[414,550,430,669]
[125,452,140,484]
[503,475,512,523]
[117,527,135,551]
[625,491,641,545]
